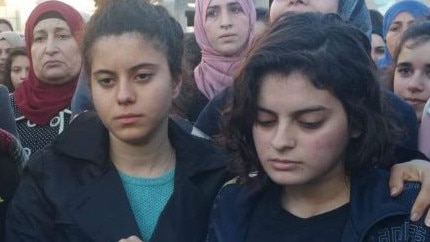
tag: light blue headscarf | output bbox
[377,0,430,68]
[339,0,372,38]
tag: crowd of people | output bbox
[2,0,430,241]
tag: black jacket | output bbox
[207,169,428,242]
[5,112,228,242]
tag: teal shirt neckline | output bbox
[119,168,175,241]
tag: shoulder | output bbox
[216,173,266,207]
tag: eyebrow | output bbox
[207,1,241,8]
[92,63,159,76]
[33,27,70,34]
[256,105,329,116]
[396,62,411,68]
[390,21,402,26]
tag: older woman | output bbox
[377,0,430,69]
[10,1,84,157]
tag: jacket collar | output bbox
[53,111,227,175]
[53,111,109,166]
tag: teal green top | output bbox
[119,168,175,241]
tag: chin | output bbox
[267,172,308,186]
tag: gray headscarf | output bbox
[338,0,372,38]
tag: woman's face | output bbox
[386,11,415,57]
[0,40,11,72]
[252,72,350,187]
[31,18,81,85]
[371,33,385,63]
[394,40,430,122]
[90,33,181,146]
[10,55,30,89]
[203,0,250,56]
[269,0,339,23]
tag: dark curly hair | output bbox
[224,12,396,182]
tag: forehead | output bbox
[393,11,414,22]
[258,72,339,107]
[398,40,430,62]
[371,34,384,45]
[12,55,28,63]
[33,18,70,33]
[208,0,241,7]
[0,39,11,48]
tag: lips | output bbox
[219,34,236,39]
[114,113,143,125]
[405,98,426,106]
[44,60,62,67]
[268,159,301,171]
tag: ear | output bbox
[172,74,182,99]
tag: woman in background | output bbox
[2,47,29,92]
[9,1,84,157]
[192,0,255,104]
[377,0,429,69]
[391,20,430,122]
[0,31,24,87]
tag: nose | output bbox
[19,69,28,80]
[116,79,136,105]
[270,121,296,151]
[44,36,59,55]
[220,10,233,29]
[0,50,8,61]
[407,72,424,93]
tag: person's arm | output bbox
[389,159,430,226]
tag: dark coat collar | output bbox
[53,111,227,175]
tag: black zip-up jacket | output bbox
[207,169,429,242]
[5,112,228,242]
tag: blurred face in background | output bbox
[393,40,430,121]
[0,39,11,72]
[371,33,385,63]
[386,11,415,57]
[31,18,81,85]
[10,55,30,89]
[269,0,339,22]
[204,0,250,56]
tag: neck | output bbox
[280,170,350,218]
[110,119,175,177]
